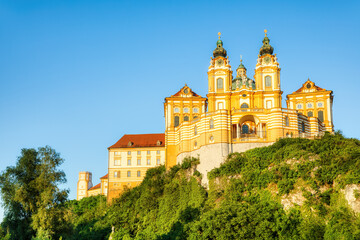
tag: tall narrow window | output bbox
[217,78,224,89]
[156,158,160,165]
[285,116,289,127]
[194,125,197,135]
[137,159,141,165]
[174,116,180,127]
[241,103,249,109]
[210,119,214,129]
[127,171,131,177]
[147,159,151,165]
[265,76,272,87]
[137,171,141,177]
[318,111,324,122]
[127,159,131,166]
[301,122,305,132]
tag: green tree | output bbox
[0,146,68,240]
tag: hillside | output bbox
[6,132,360,240]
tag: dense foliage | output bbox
[0,147,68,240]
[2,133,360,239]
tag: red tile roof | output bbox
[100,174,108,179]
[88,183,101,191]
[108,133,165,149]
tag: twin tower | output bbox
[164,31,333,183]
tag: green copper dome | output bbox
[259,31,274,56]
[237,61,247,70]
[213,35,227,58]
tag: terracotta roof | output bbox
[171,85,201,97]
[108,133,165,149]
[100,174,108,179]
[88,183,101,191]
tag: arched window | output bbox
[209,119,214,129]
[174,116,180,127]
[217,78,224,89]
[241,103,249,109]
[194,125,197,135]
[184,116,189,121]
[318,111,324,122]
[265,76,272,87]
[307,111,313,117]
[242,125,249,134]
[285,116,289,127]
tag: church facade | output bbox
[77,31,334,201]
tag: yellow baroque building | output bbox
[77,31,334,201]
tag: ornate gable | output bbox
[294,79,325,94]
[171,84,202,98]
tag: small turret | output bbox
[259,29,274,56]
[213,32,227,58]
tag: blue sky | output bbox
[0,0,359,221]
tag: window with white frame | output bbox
[217,78,224,89]
[210,118,214,129]
[127,159,131,166]
[193,107,199,113]
[183,108,189,113]
[137,171,141,177]
[137,159,141,165]
[157,158,160,165]
[174,107,180,113]
[265,76,272,87]
[147,159,151,165]
[127,171,131,177]
[114,160,121,166]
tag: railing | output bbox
[232,130,267,142]
[232,108,265,114]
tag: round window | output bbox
[306,83,311,89]
[209,136,214,141]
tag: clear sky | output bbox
[0,0,359,221]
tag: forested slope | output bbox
[3,132,360,240]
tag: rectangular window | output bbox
[137,159,141,165]
[147,150,150,155]
[127,159,131,166]
[137,171,141,177]
[156,150,160,155]
[114,151,120,155]
[127,151,131,155]
[147,159,151,165]
[137,151,141,155]
[157,158,160,165]
[127,171,131,177]
[114,160,121,166]
[114,171,120,178]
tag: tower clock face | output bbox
[216,59,224,66]
[264,56,271,64]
